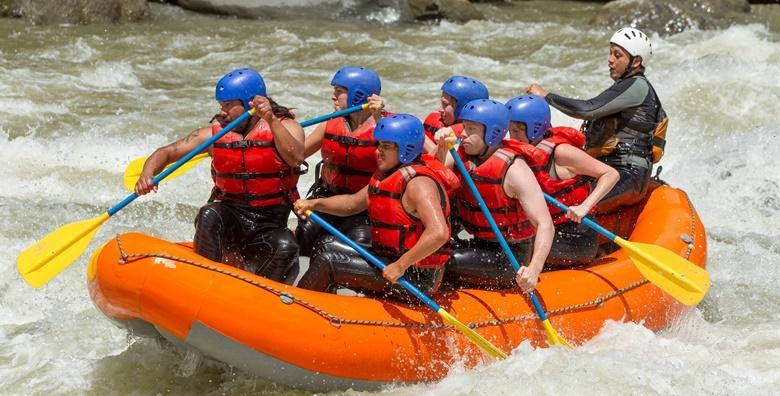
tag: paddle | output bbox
[17,104,368,288]
[544,194,710,306]
[17,109,257,287]
[449,148,572,347]
[123,153,209,191]
[305,210,508,360]
[122,103,369,191]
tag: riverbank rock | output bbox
[168,0,482,22]
[0,0,147,24]
[170,0,339,19]
[591,0,752,34]
[407,0,483,21]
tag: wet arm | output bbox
[135,126,211,195]
[304,123,326,158]
[554,144,620,211]
[141,127,211,176]
[504,161,554,273]
[393,177,451,271]
[271,118,305,167]
[307,186,369,217]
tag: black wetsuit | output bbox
[544,154,599,266]
[296,232,444,303]
[546,73,664,213]
[194,201,299,284]
[443,238,532,290]
[294,178,370,257]
[547,221,598,267]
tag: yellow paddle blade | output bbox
[541,319,573,348]
[615,237,711,306]
[17,213,110,288]
[437,309,508,360]
[122,153,209,192]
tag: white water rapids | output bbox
[1,2,778,394]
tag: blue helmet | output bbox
[330,66,381,107]
[373,114,425,164]
[215,68,267,111]
[505,95,552,144]
[459,99,510,147]
[441,76,489,119]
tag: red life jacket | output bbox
[367,154,458,269]
[210,119,301,207]
[534,127,594,224]
[423,112,464,142]
[456,139,544,242]
[320,115,380,194]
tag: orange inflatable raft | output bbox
[88,184,706,391]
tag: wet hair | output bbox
[269,97,296,119]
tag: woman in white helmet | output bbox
[527,27,667,214]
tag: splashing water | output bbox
[1,3,779,394]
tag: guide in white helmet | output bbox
[527,27,668,214]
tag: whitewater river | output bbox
[1,2,779,394]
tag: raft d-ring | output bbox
[679,233,694,244]
[329,318,342,329]
[595,297,605,308]
[279,293,294,305]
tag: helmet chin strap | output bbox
[469,139,491,163]
[620,55,644,80]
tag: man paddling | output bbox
[135,68,304,284]
[296,66,386,258]
[434,99,555,292]
[294,114,458,301]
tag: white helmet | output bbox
[610,28,652,65]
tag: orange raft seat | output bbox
[87,184,707,391]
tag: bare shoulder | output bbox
[281,118,303,129]
[504,159,538,198]
[408,174,439,191]
[553,143,586,163]
[507,157,535,178]
[406,175,440,202]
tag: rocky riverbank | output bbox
[0,0,773,35]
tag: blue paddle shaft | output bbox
[107,104,365,217]
[308,212,443,311]
[449,148,551,321]
[107,110,253,216]
[300,104,364,127]
[542,193,617,241]
[450,149,522,272]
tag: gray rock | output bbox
[0,0,148,24]
[591,0,752,34]
[169,0,482,22]
[407,0,484,21]
[172,0,339,18]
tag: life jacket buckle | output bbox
[340,136,359,146]
[232,140,251,149]
[615,142,632,154]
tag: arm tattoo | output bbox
[172,129,201,149]
[183,129,200,143]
